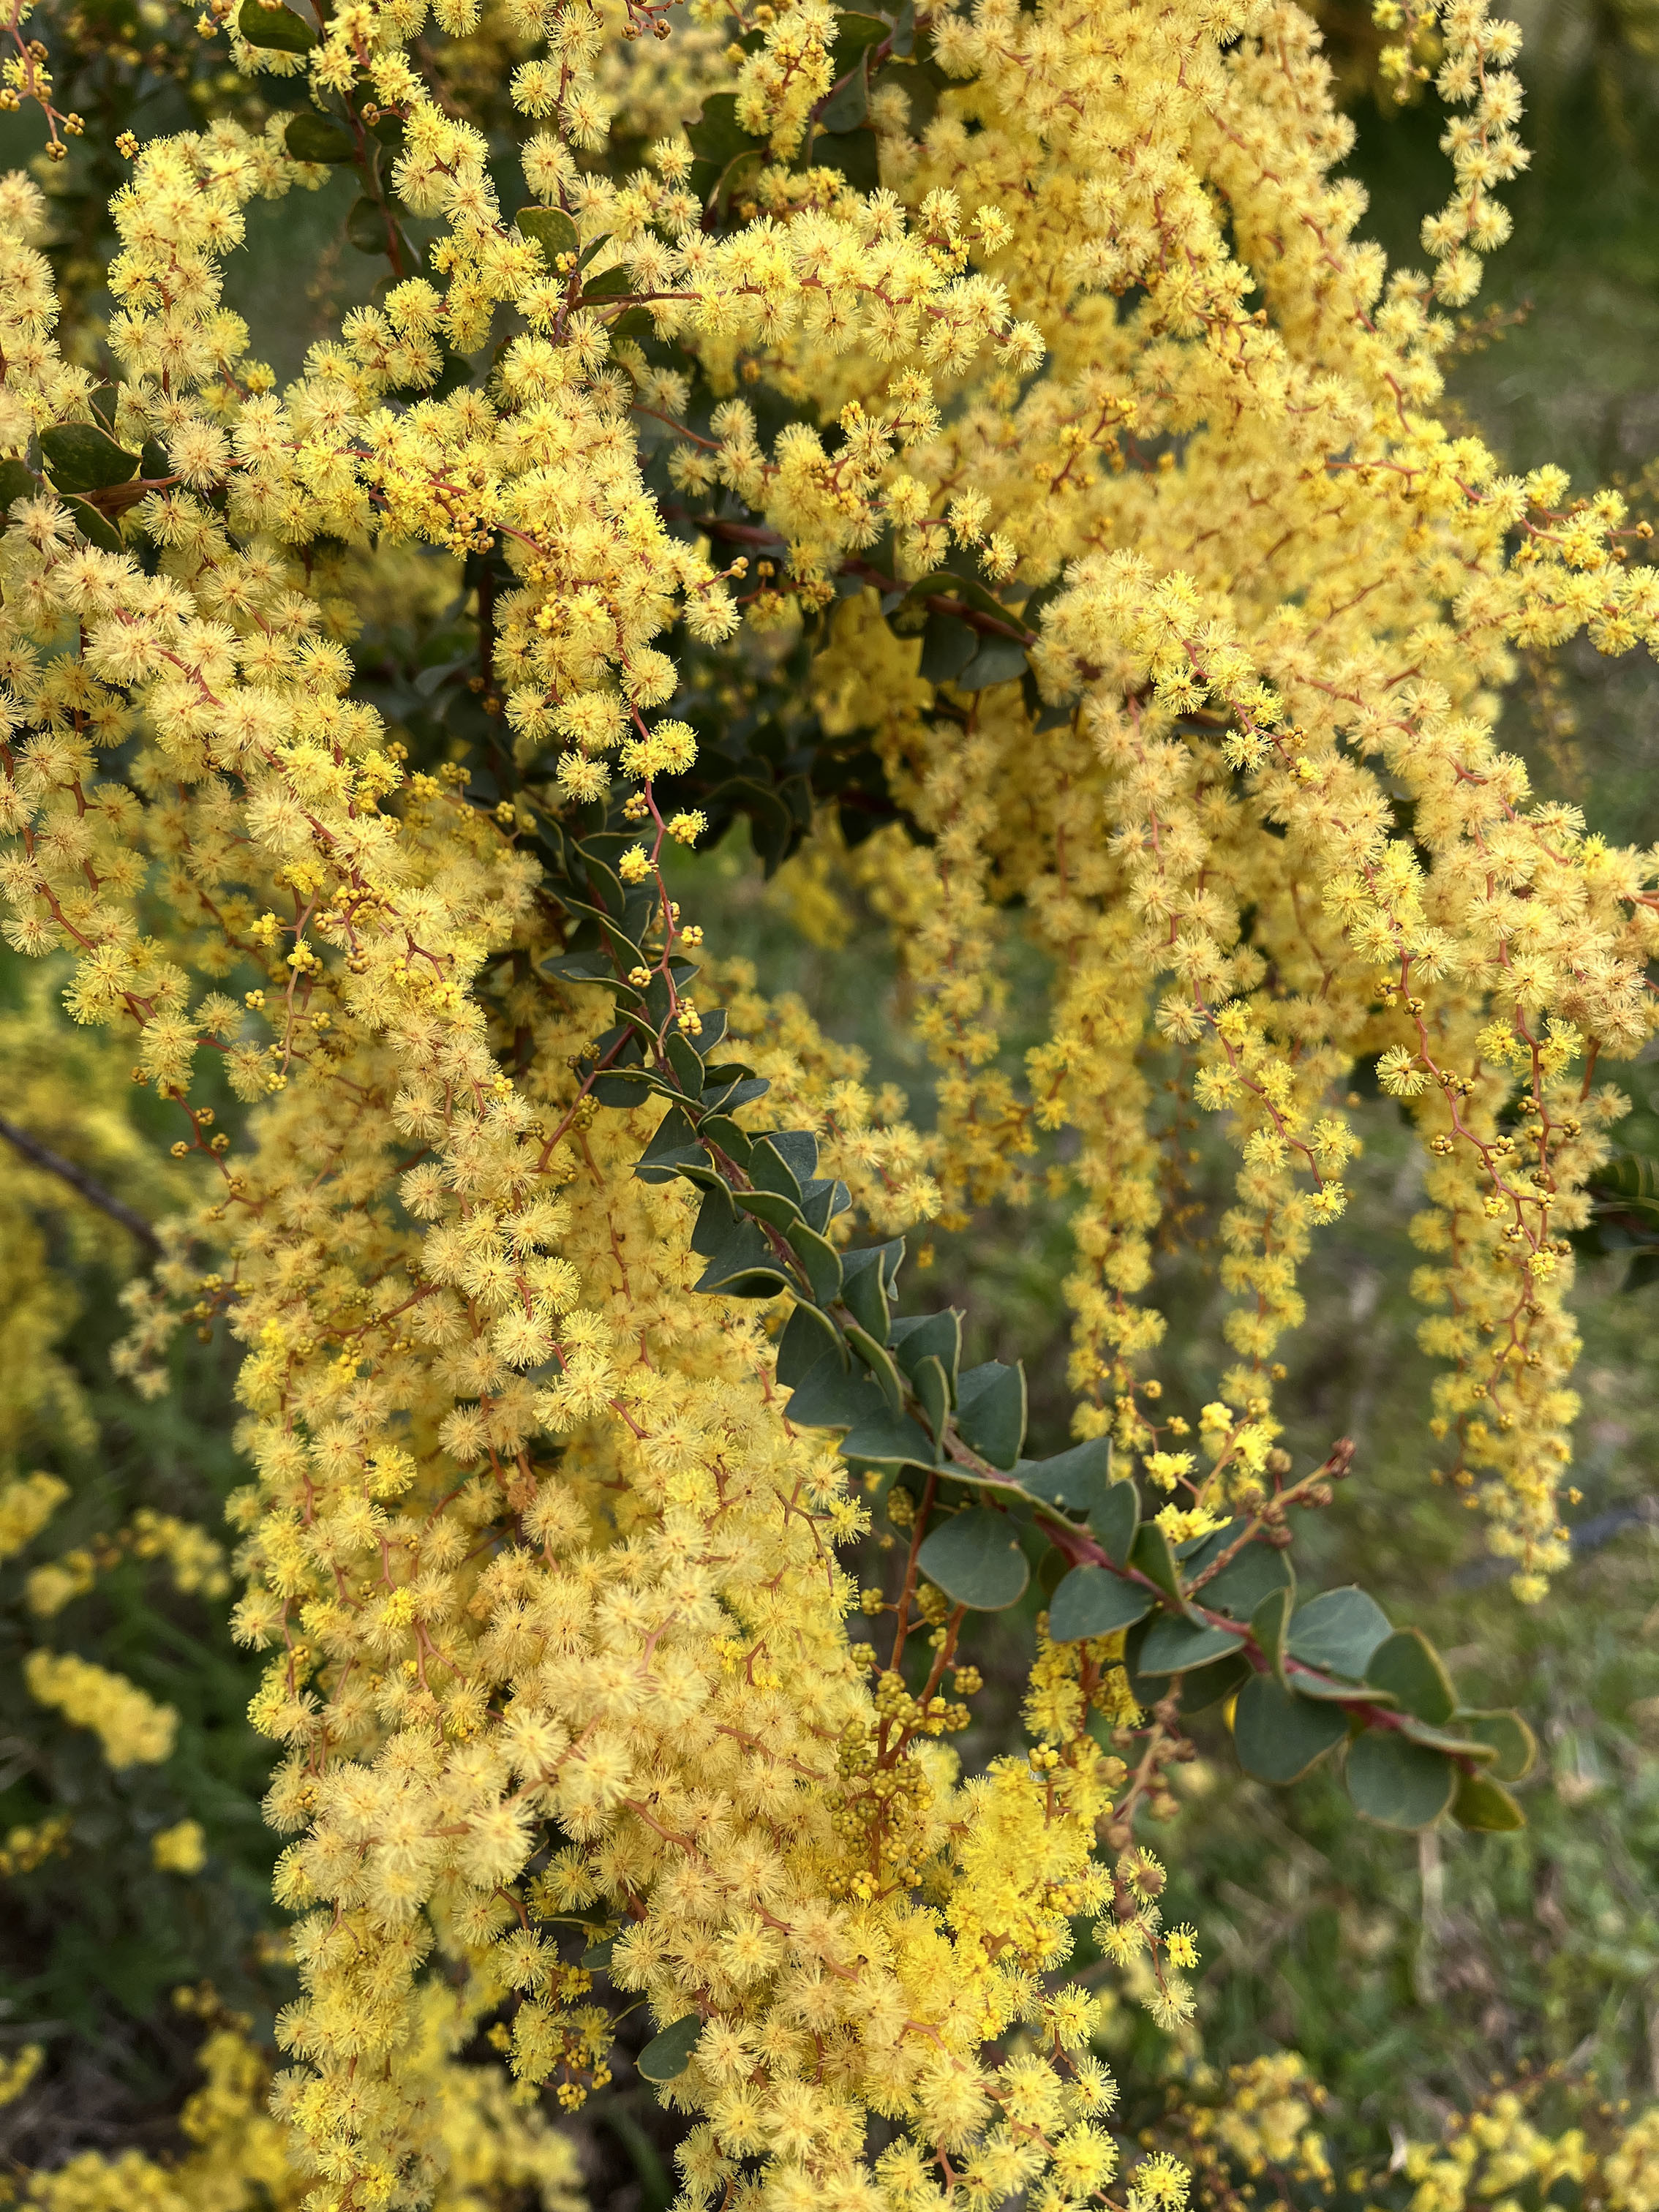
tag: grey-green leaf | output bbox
[917,1507,1028,1611]
[1364,1628,1456,1724]
[238,0,318,48]
[1139,1610,1246,1676]
[516,205,580,262]
[637,2014,703,2082]
[953,1362,1026,1470]
[1047,1565,1152,1644]
[1285,1586,1392,1680]
[1346,1731,1456,1829]
[1199,1542,1292,1621]
[1232,1674,1347,1783]
[1453,1707,1536,1783]
[40,422,140,496]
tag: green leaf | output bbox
[812,125,880,192]
[786,1350,886,1430]
[1233,1675,1347,1783]
[819,55,869,130]
[841,1246,894,1343]
[775,1302,842,1387]
[693,1219,791,1298]
[637,2014,703,2083]
[40,422,140,496]
[917,1507,1028,1610]
[1364,1628,1456,1724]
[1047,1565,1152,1643]
[0,456,37,510]
[1178,1650,1251,1714]
[785,1218,843,1304]
[954,1361,1026,1470]
[737,1189,802,1233]
[666,1031,704,1095]
[346,197,394,255]
[238,0,317,46]
[891,1309,961,1394]
[957,634,1030,691]
[1139,1611,1246,1675]
[844,1323,903,1412]
[1393,1716,1499,1761]
[830,9,890,72]
[66,497,123,552]
[912,1354,951,1442]
[516,205,579,262]
[841,1408,937,1469]
[1198,1543,1292,1621]
[285,110,355,162]
[1453,1708,1536,1783]
[1285,1587,1392,1680]
[749,1138,804,1206]
[1345,1731,1456,1829]
[580,263,635,305]
[634,1105,704,1184]
[1015,1437,1112,1516]
[1091,1478,1138,1568]
[1129,1519,1181,1603]
[581,1936,617,1972]
[1452,1769,1524,1832]
[1252,1586,1293,1688]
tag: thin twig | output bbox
[0,1113,161,1256]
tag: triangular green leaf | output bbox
[1451,1769,1524,1832]
[954,1361,1026,1470]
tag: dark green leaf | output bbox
[1252,1585,1293,1687]
[785,1219,843,1304]
[66,497,123,552]
[919,609,977,684]
[693,1219,790,1298]
[841,1409,937,1468]
[516,205,579,262]
[665,1032,704,1094]
[1200,1543,1293,1622]
[830,9,889,71]
[637,2014,703,2083]
[634,1105,704,1184]
[1364,1628,1456,1724]
[917,1507,1028,1610]
[770,1130,820,1184]
[844,1323,902,1412]
[911,1353,950,1441]
[736,1189,802,1233]
[1015,1437,1111,1516]
[40,422,140,496]
[1346,1731,1456,1829]
[1091,1478,1138,1568]
[1129,1519,1181,1602]
[285,110,355,161]
[749,1139,804,1206]
[841,1247,892,1343]
[1233,1675,1347,1783]
[1285,1587,1392,1680]
[580,264,635,304]
[958,634,1029,690]
[1453,1708,1536,1783]
[1451,1769,1524,1832]
[954,1361,1026,1470]
[1178,1650,1251,1714]
[581,1936,617,1971]
[238,0,317,48]
[346,197,394,255]
[775,1301,842,1387]
[813,125,880,192]
[820,55,869,131]
[786,1350,886,1430]
[891,1309,961,1394]
[0,456,37,510]
[1047,1565,1153,1643]
[1140,1610,1246,1675]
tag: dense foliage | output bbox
[1,0,1658,2203]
